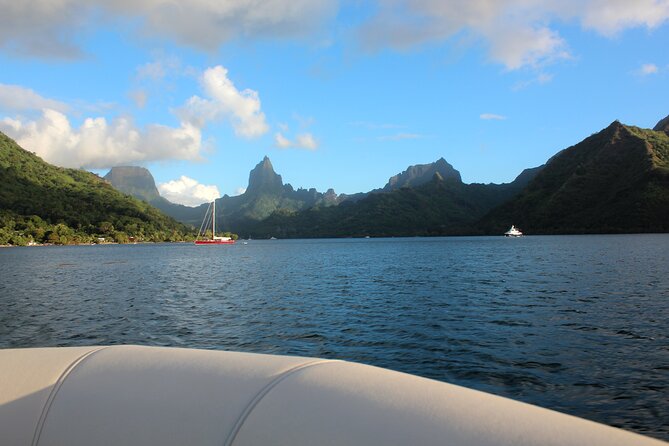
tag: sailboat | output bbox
[194,200,235,245]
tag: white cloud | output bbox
[274,132,318,150]
[234,187,247,196]
[638,63,659,75]
[480,113,506,120]
[0,65,264,168]
[0,83,69,112]
[0,0,338,58]
[295,133,318,149]
[274,132,292,148]
[158,176,220,207]
[358,0,669,69]
[177,65,269,138]
[0,108,204,169]
[577,0,669,36]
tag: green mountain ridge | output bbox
[100,115,669,238]
[383,157,462,191]
[478,120,669,234]
[245,166,540,238]
[0,132,193,245]
[653,114,669,133]
[104,156,341,232]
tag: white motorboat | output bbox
[504,225,523,237]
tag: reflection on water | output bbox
[1,235,668,440]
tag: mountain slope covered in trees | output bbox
[245,167,540,238]
[478,119,669,234]
[0,132,193,245]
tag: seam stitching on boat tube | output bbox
[223,359,340,446]
[31,346,110,446]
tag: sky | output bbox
[0,1,668,206]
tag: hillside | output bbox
[245,167,540,238]
[654,114,669,133]
[383,157,462,190]
[105,156,339,232]
[103,166,203,226]
[478,120,669,234]
[0,132,193,245]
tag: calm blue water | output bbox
[1,235,668,440]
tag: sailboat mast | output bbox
[212,200,216,239]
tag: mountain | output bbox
[103,154,543,238]
[479,120,669,234]
[0,132,193,245]
[102,156,339,232]
[245,156,284,196]
[103,166,204,226]
[215,157,338,231]
[654,114,669,134]
[383,158,462,191]
[246,164,541,238]
[103,166,161,202]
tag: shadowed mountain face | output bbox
[103,166,204,226]
[104,155,542,237]
[479,120,669,234]
[101,115,669,237]
[246,164,541,238]
[654,115,669,134]
[245,156,284,196]
[384,158,462,190]
[215,157,337,229]
[103,166,161,202]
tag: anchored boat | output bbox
[195,200,235,245]
[504,225,523,237]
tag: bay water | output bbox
[1,235,668,440]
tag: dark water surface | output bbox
[1,235,668,440]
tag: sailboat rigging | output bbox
[194,200,235,245]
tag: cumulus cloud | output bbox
[274,132,318,150]
[638,63,659,75]
[234,187,247,196]
[0,83,69,112]
[177,65,269,138]
[0,0,337,58]
[577,0,669,36]
[480,113,506,120]
[358,0,669,69]
[0,108,203,169]
[157,176,220,207]
[0,65,266,168]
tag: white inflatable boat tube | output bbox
[0,345,665,445]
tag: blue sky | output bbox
[0,1,668,206]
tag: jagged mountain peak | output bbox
[246,156,284,195]
[103,166,160,202]
[654,115,669,134]
[384,158,462,191]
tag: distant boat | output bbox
[195,200,235,245]
[504,225,523,237]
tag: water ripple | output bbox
[1,235,668,441]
